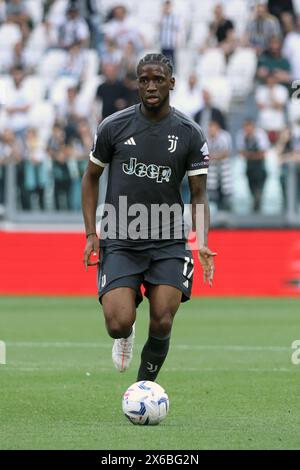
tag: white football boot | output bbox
[112,323,135,372]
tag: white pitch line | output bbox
[165,367,294,373]
[1,367,295,373]
[175,345,290,352]
[5,342,290,351]
[6,341,110,348]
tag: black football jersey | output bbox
[90,104,209,242]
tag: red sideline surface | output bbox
[0,230,299,296]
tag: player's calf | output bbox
[137,333,170,381]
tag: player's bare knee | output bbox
[106,317,133,339]
[150,313,173,337]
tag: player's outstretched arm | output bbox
[188,174,217,287]
[81,160,104,271]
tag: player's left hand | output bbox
[198,246,217,287]
[83,234,100,271]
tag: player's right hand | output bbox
[83,234,100,271]
[198,246,217,287]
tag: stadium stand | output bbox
[0,0,299,223]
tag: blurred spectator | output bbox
[103,4,144,53]
[172,73,203,118]
[25,17,58,53]
[276,127,300,210]
[13,135,30,210]
[206,4,236,60]
[194,89,227,135]
[236,119,270,212]
[121,40,138,76]
[96,63,128,119]
[282,15,300,81]
[42,1,56,19]
[47,123,72,211]
[23,128,47,210]
[255,72,288,144]
[58,4,90,49]
[5,65,31,138]
[1,39,36,73]
[1,0,299,216]
[158,0,181,71]
[0,0,6,23]
[66,118,90,210]
[56,85,90,141]
[280,12,295,36]
[60,41,87,82]
[6,0,33,40]
[100,37,123,70]
[246,1,281,55]
[207,120,233,211]
[256,36,291,88]
[68,0,103,51]
[0,129,19,204]
[268,0,295,21]
[123,72,140,107]
[0,137,7,205]
[10,39,29,69]
[210,4,234,44]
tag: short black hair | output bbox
[244,118,254,124]
[136,53,173,76]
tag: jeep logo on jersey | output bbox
[168,135,178,153]
[122,157,172,183]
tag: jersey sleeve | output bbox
[89,119,113,167]
[186,125,210,176]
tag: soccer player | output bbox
[82,53,216,381]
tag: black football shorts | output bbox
[97,240,194,307]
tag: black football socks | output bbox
[137,334,170,381]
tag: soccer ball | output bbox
[122,380,169,425]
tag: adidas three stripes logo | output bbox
[124,137,136,145]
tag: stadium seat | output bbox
[197,48,226,77]
[189,21,209,49]
[46,0,68,27]
[0,75,14,102]
[0,106,7,130]
[288,98,300,125]
[0,23,22,50]
[84,49,100,80]
[293,0,300,14]
[140,22,157,48]
[49,76,79,105]
[231,156,253,214]
[79,75,104,113]
[201,76,232,112]
[101,0,139,13]
[38,50,68,85]
[28,100,56,144]
[25,0,43,25]
[224,0,249,37]
[173,0,193,21]
[26,24,56,56]
[226,48,257,99]
[136,0,161,22]
[190,0,216,22]
[176,48,196,79]
[262,149,283,214]
[0,49,12,73]
[22,76,47,103]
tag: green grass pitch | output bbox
[0,296,299,450]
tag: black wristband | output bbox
[86,232,97,239]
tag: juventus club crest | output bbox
[168,135,178,153]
